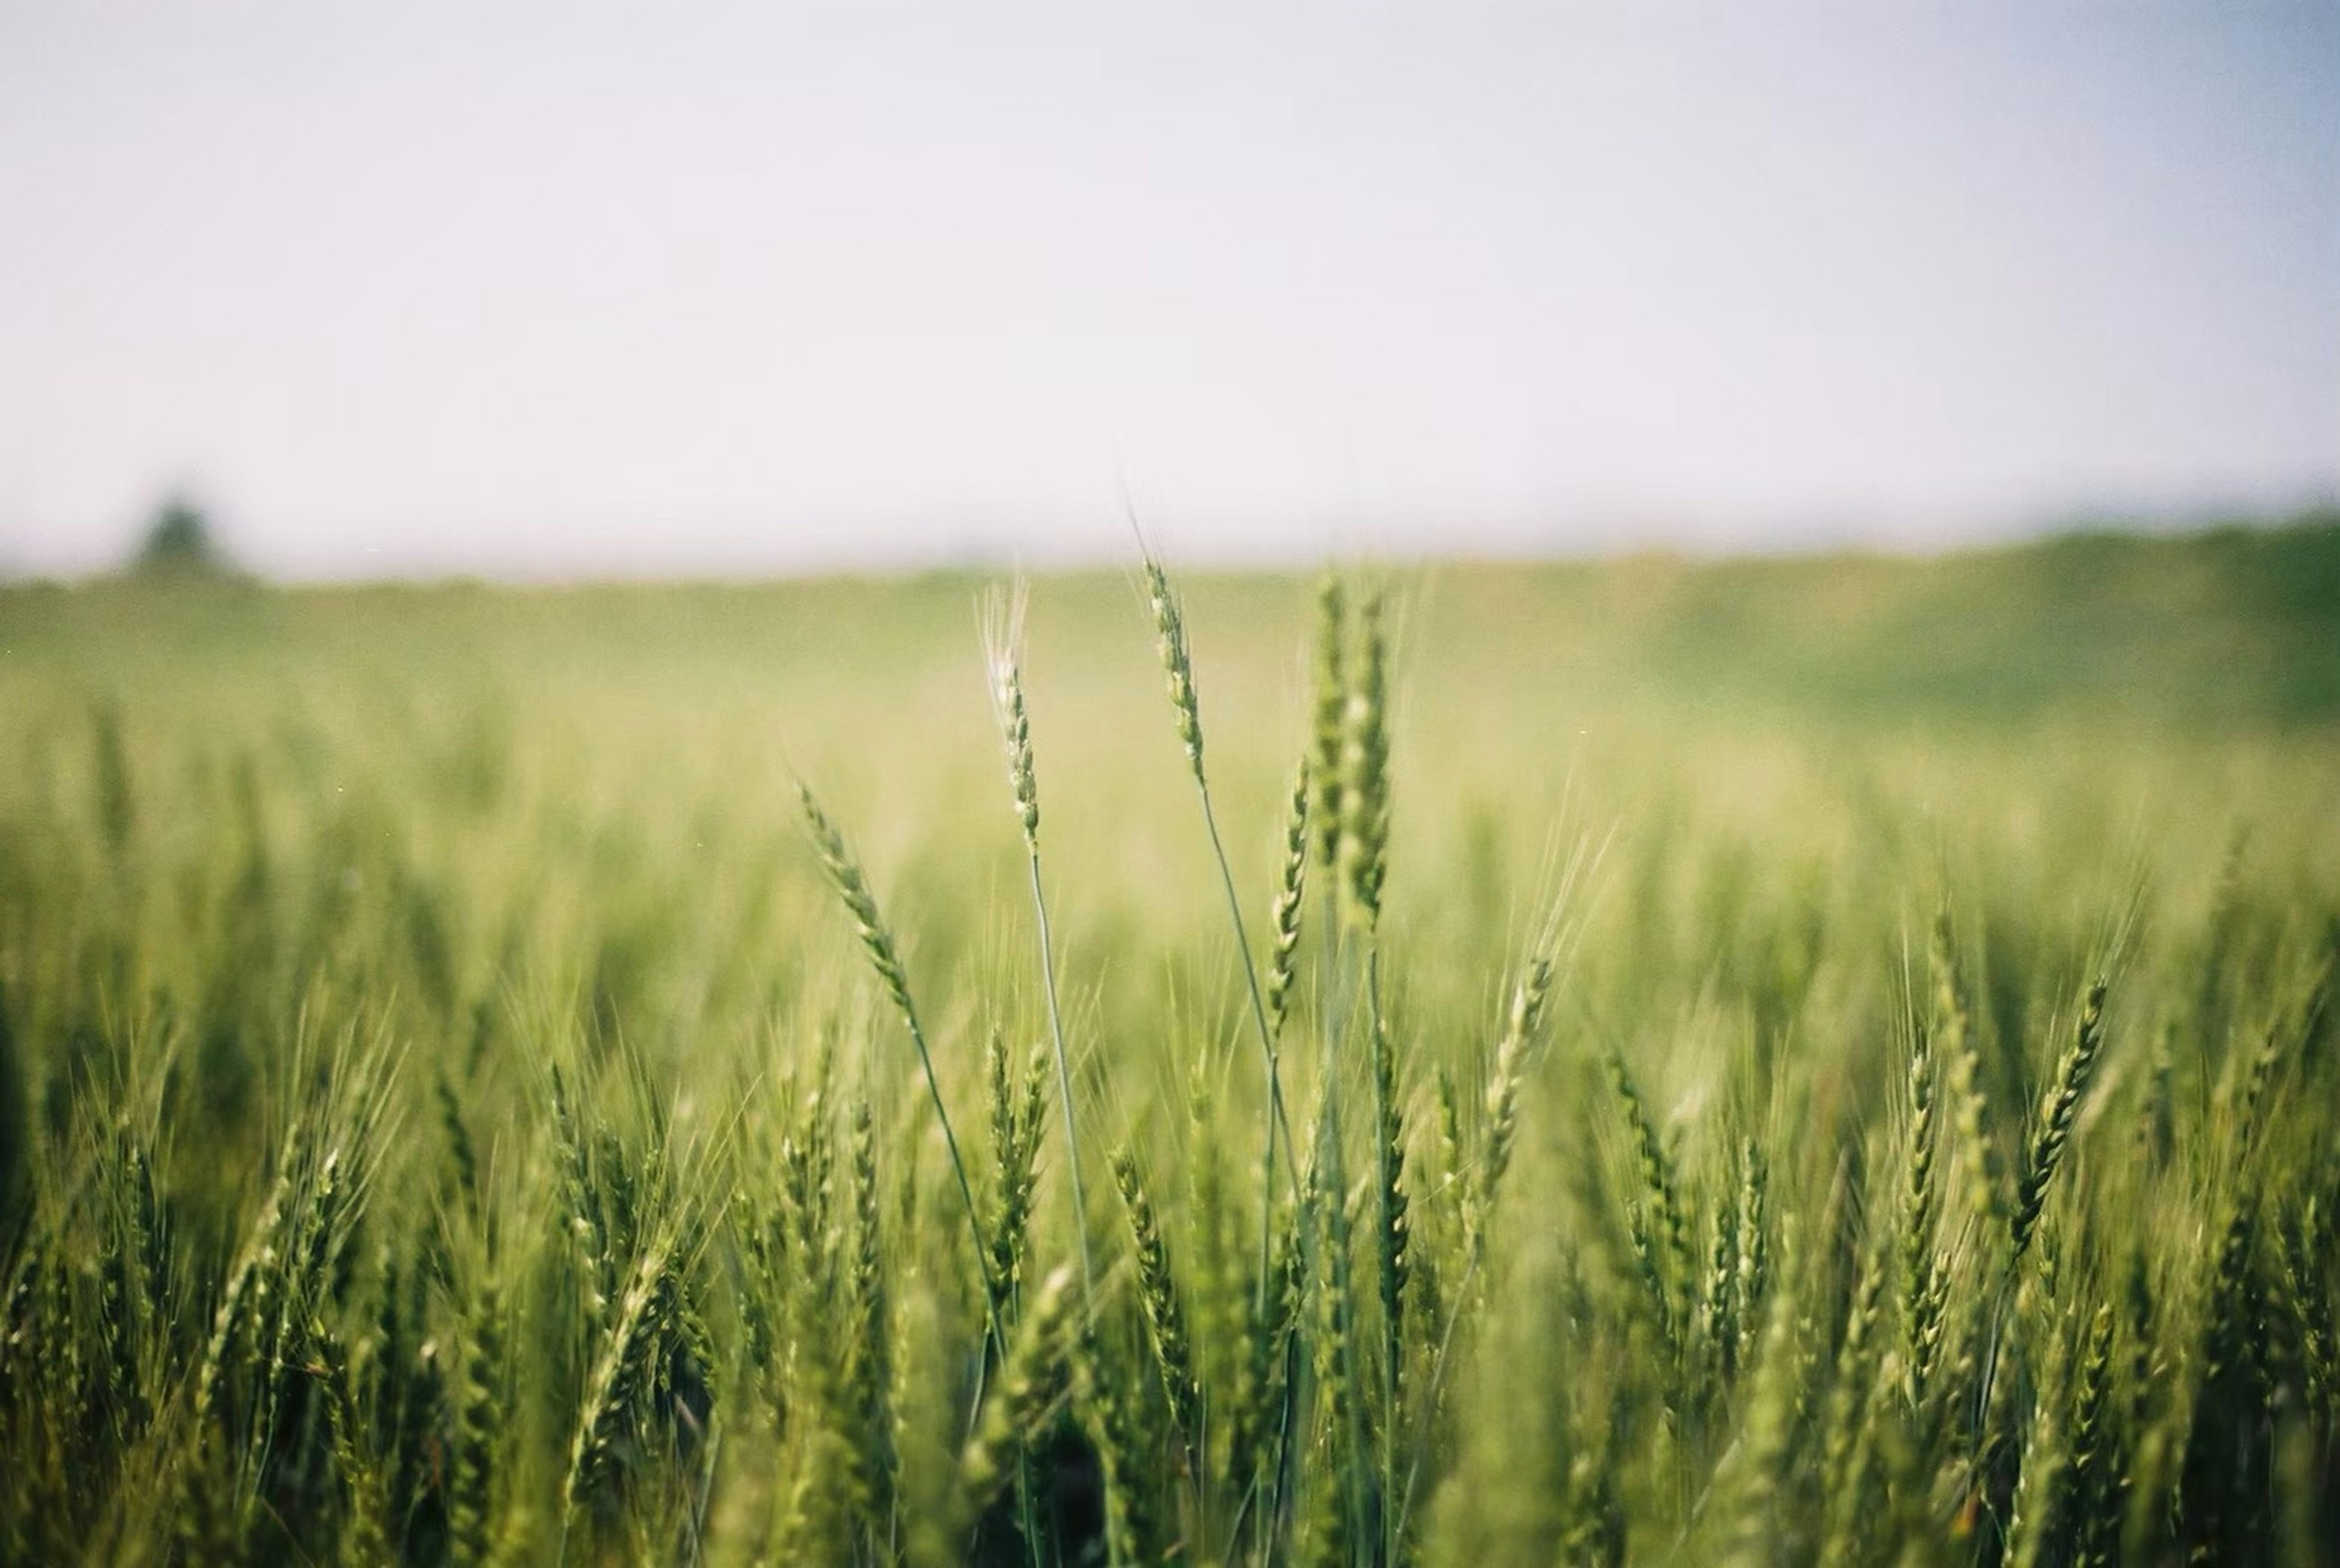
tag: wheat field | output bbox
[1,522,2335,1566]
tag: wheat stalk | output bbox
[797,781,1001,1332]
[2012,981,2110,1259]
[982,584,1097,1310]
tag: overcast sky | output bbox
[2,2,2335,579]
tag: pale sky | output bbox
[2,2,2335,579]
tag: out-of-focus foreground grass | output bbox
[0,518,2334,1566]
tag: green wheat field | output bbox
[2,519,2336,1566]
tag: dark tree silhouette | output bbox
[132,495,231,576]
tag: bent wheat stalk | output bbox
[1139,551,1302,1212]
[797,782,1002,1341]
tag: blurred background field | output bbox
[5,516,2336,1132]
[8,516,2336,978]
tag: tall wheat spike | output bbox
[2012,981,2110,1259]
[984,584,1097,1307]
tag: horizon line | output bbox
[9,497,2335,592]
